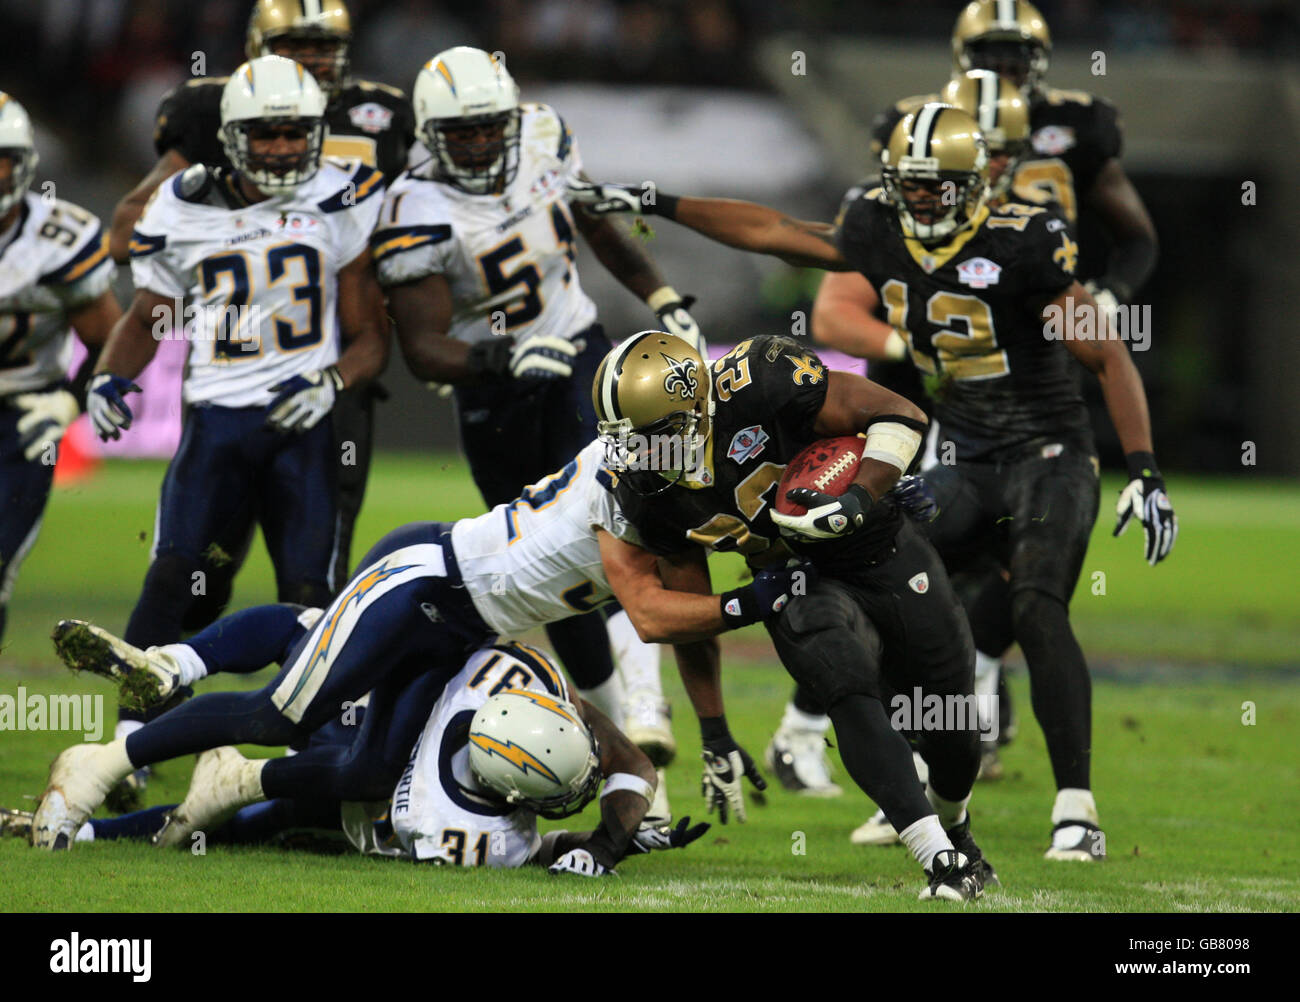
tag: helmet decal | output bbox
[661,353,699,400]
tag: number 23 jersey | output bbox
[128,159,384,407]
[836,190,1090,461]
[371,103,595,346]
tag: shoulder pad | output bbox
[172,163,215,202]
[351,79,408,101]
[40,220,110,285]
[318,162,385,213]
[371,223,452,262]
[1041,87,1095,108]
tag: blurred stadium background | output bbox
[2,0,1297,472]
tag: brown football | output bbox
[775,436,867,516]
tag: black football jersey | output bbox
[871,87,1120,226]
[153,76,415,181]
[615,335,904,576]
[836,191,1091,461]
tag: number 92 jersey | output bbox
[127,159,385,407]
[370,103,596,346]
[835,189,1090,462]
[0,194,113,395]
[386,642,575,867]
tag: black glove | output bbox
[700,716,767,824]
[622,816,711,860]
[719,561,817,628]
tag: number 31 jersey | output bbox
[836,190,1089,462]
[371,102,596,345]
[127,159,384,407]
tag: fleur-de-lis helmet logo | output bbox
[661,353,699,400]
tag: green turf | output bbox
[0,458,1296,911]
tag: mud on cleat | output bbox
[31,743,132,850]
[1045,820,1107,861]
[153,747,265,848]
[945,813,999,888]
[51,620,181,713]
[919,849,985,902]
[623,690,676,768]
[765,728,841,797]
[104,766,152,815]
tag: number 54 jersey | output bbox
[127,159,385,407]
[836,190,1090,462]
[371,103,596,346]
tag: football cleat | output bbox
[919,849,985,902]
[153,747,266,848]
[946,813,999,888]
[850,807,900,846]
[1045,820,1107,861]
[623,690,677,767]
[104,766,152,815]
[31,744,131,850]
[0,807,34,842]
[977,743,1004,782]
[765,728,842,797]
[52,620,181,713]
[643,768,672,827]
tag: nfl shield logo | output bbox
[908,572,929,594]
[728,425,769,464]
[957,257,1001,288]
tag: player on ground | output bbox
[31,435,804,870]
[0,93,120,644]
[571,104,1177,860]
[7,642,707,874]
[372,46,704,808]
[591,331,995,901]
[87,58,389,706]
[110,0,414,631]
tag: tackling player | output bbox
[570,103,1177,861]
[87,58,389,699]
[590,332,996,901]
[30,436,804,872]
[371,47,705,805]
[0,93,120,644]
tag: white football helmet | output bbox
[0,94,39,216]
[469,689,601,819]
[412,46,520,195]
[219,55,327,195]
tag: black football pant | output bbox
[0,400,57,645]
[454,324,618,691]
[922,442,1100,792]
[766,521,980,834]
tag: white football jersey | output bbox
[371,103,597,345]
[452,439,644,638]
[0,193,113,395]
[388,642,575,867]
[128,159,384,407]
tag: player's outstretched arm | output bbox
[86,288,171,441]
[109,151,190,264]
[333,251,391,391]
[1053,281,1177,565]
[1085,159,1158,309]
[569,180,853,271]
[811,271,907,362]
[387,273,479,383]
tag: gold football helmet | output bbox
[940,70,1029,199]
[592,332,712,493]
[952,0,1051,94]
[881,103,989,243]
[247,0,352,96]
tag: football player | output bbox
[30,434,803,870]
[871,0,1157,325]
[6,643,707,875]
[0,93,121,644]
[371,47,704,801]
[590,332,995,901]
[109,0,415,639]
[570,104,1178,862]
[87,59,389,714]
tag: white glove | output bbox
[1114,476,1178,566]
[14,388,79,462]
[510,336,577,383]
[647,288,705,354]
[265,366,343,433]
[547,847,616,877]
[87,373,141,442]
[769,486,872,541]
[567,179,647,216]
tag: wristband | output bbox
[1124,451,1160,481]
[699,715,732,745]
[646,286,683,313]
[466,337,514,378]
[883,330,907,361]
[646,190,679,220]
[601,772,655,804]
[719,586,760,629]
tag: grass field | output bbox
[1,456,1297,912]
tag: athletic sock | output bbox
[579,671,625,723]
[973,651,1001,739]
[155,643,207,687]
[114,718,143,742]
[1051,787,1099,826]
[605,609,662,696]
[779,702,831,734]
[898,815,954,872]
[925,785,970,830]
